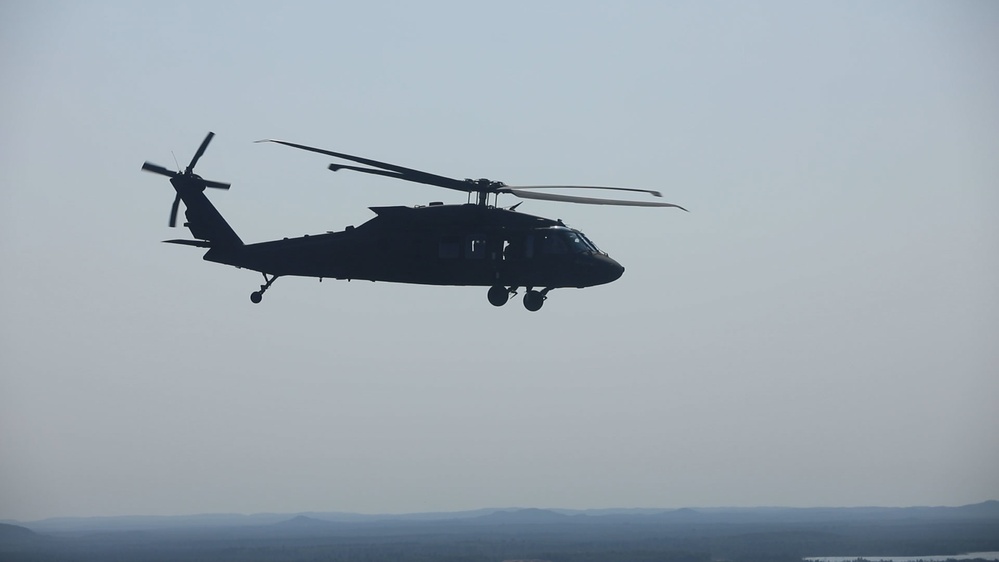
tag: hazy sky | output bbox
[1,1,997,522]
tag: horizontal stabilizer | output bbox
[163,239,212,248]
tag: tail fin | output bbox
[175,186,243,248]
[141,132,243,249]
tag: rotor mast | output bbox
[466,178,504,207]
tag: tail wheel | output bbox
[249,273,279,304]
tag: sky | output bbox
[1,1,997,522]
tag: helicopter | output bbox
[141,132,686,311]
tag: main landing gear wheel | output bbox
[250,273,279,304]
[523,289,547,312]
[487,285,510,307]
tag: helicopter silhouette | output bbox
[141,132,686,311]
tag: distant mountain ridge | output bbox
[468,508,573,524]
[10,500,998,534]
[273,515,336,527]
[5,503,998,562]
[0,523,37,540]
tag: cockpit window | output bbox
[565,230,597,253]
[576,231,601,253]
[537,228,598,255]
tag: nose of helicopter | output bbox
[591,254,625,285]
[607,256,625,282]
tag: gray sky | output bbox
[1,1,997,522]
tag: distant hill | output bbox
[4,503,998,562]
[954,499,999,517]
[0,522,39,542]
[273,515,336,528]
[0,523,36,537]
[13,501,999,533]
[470,508,573,525]
[18,509,508,533]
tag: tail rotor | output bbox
[141,132,231,227]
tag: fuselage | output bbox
[204,204,624,289]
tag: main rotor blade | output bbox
[187,131,215,173]
[504,188,688,210]
[328,163,406,180]
[258,139,474,193]
[168,193,181,227]
[507,185,663,197]
[142,162,178,178]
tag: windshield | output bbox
[571,229,600,253]
[564,229,596,253]
[538,228,599,255]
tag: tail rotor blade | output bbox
[186,131,215,173]
[142,162,178,177]
[144,133,230,230]
[168,193,181,227]
[201,179,231,190]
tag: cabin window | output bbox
[438,236,461,259]
[503,238,527,260]
[466,235,487,259]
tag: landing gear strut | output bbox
[486,285,550,311]
[250,273,279,304]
